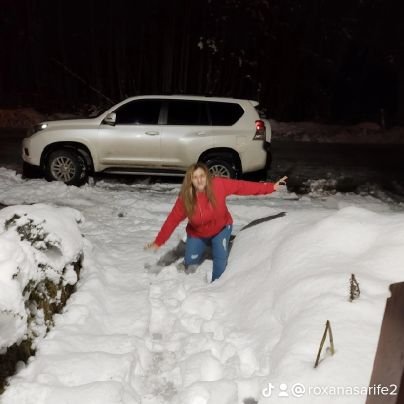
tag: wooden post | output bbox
[366,282,404,404]
[314,320,335,368]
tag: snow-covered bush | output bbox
[0,204,84,392]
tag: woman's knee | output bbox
[184,237,206,265]
[184,251,204,265]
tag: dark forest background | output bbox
[1,0,403,125]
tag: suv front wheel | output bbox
[205,159,237,179]
[45,149,88,186]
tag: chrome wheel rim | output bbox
[208,164,231,178]
[50,156,76,182]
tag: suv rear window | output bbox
[115,99,161,125]
[166,100,209,125]
[208,102,244,126]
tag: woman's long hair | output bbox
[180,163,216,218]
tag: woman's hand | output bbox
[274,176,288,191]
[144,242,160,251]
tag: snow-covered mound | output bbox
[0,204,84,350]
[215,206,404,402]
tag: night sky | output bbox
[1,0,403,125]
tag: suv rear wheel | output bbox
[205,159,237,179]
[45,149,88,186]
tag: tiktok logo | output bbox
[262,382,275,397]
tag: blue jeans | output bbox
[184,225,233,282]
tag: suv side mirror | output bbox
[103,112,116,126]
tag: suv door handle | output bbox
[145,131,159,136]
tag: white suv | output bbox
[22,95,271,186]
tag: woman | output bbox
[145,163,287,282]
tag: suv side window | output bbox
[208,102,244,126]
[115,99,162,125]
[166,100,209,125]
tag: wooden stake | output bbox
[314,320,335,368]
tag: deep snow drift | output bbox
[0,167,403,404]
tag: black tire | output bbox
[45,149,88,186]
[205,159,237,179]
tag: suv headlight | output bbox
[29,123,48,136]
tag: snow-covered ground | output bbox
[0,167,404,404]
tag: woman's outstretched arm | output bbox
[144,196,187,250]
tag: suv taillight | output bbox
[253,119,266,140]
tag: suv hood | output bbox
[41,117,102,128]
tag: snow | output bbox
[0,168,403,404]
[0,203,84,351]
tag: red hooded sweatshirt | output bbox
[154,177,275,246]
